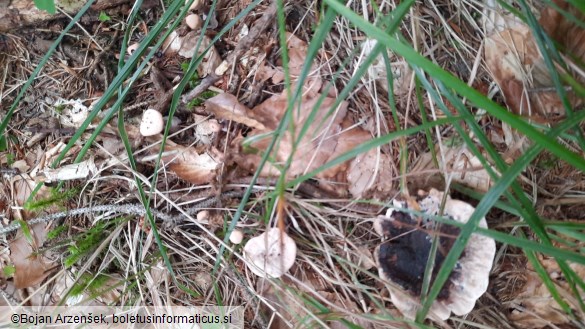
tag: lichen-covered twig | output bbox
[0,190,245,236]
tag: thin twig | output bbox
[181,74,222,105]
[0,191,246,236]
[225,0,278,66]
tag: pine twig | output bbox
[0,191,246,236]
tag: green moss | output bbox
[63,217,127,268]
[187,90,218,108]
[6,153,15,166]
[3,265,15,277]
[98,11,111,22]
[536,156,557,169]
[24,186,80,212]
[54,104,65,114]
[47,224,68,240]
[69,273,112,299]
[180,63,218,107]
[64,221,107,268]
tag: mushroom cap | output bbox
[229,229,244,244]
[243,228,297,278]
[185,14,202,30]
[196,210,209,221]
[374,189,496,321]
[140,109,164,136]
[127,43,139,55]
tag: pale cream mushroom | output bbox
[185,14,202,30]
[140,109,164,136]
[127,43,140,55]
[229,229,244,244]
[373,189,496,321]
[243,228,297,278]
[196,210,209,221]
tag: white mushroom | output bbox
[185,14,202,30]
[127,43,140,56]
[214,60,229,76]
[373,189,496,321]
[140,109,164,136]
[229,229,244,244]
[196,210,209,221]
[243,228,297,278]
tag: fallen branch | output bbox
[0,190,245,236]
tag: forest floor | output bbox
[0,0,584,328]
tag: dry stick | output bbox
[181,74,222,105]
[0,190,245,236]
[226,0,278,66]
[86,29,120,79]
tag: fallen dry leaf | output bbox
[410,144,494,193]
[362,39,413,98]
[347,149,395,198]
[484,0,585,120]
[247,91,347,178]
[193,114,221,145]
[9,226,50,289]
[257,32,323,97]
[58,98,91,128]
[204,93,266,130]
[39,158,97,184]
[211,33,397,198]
[159,142,223,185]
[9,177,53,289]
[507,242,585,328]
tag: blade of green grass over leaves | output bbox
[324,0,585,321]
[215,5,339,274]
[516,0,585,152]
[323,0,585,172]
[33,0,56,14]
[417,102,585,319]
[414,72,585,318]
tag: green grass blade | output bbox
[287,117,458,187]
[516,0,585,152]
[323,0,585,172]
[0,0,95,139]
[51,0,187,168]
[419,109,585,320]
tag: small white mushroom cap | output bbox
[185,14,202,30]
[214,60,229,76]
[127,43,140,55]
[243,228,297,278]
[229,229,244,244]
[140,109,164,136]
[196,210,209,221]
[374,189,496,321]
